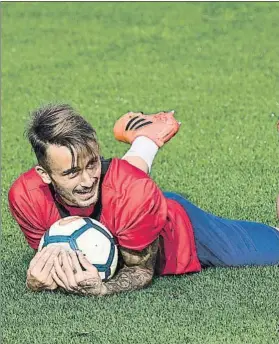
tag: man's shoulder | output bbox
[105,158,149,191]
[8,167,51,203]
[102,158,163,213]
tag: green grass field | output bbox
[2,2,279,343]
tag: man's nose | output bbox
[80,170,93,187]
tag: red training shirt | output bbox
[8,158,201,275]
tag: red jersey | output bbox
[8,158,201,275]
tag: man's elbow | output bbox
[135,267,154,288]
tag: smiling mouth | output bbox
[75,190,96,201]
[75,185,98,198]
[76,190,93,194]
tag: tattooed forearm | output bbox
[100,238,159,296]
[77,277,103,296]
[101,266,152,295]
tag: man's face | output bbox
[41,144,101,207]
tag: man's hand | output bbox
[51,238,159,296]
[26,246,61,291]
[52,249,103,296]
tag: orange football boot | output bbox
[113,111,181,147]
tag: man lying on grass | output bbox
[8,104,279,296]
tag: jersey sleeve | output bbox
[8,180,50,250]
[114,178,168,251]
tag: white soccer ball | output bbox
[38,216,118,281]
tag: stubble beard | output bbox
[53,182,100,208]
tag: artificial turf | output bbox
[2,2,279,343]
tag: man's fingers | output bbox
[42,247,62,276]
[31,246,61,273]
[69,250,83,275]
[54,251,77,291]
[61,250,78,289]
[76,251,98,274]
[30,246,61,279]
[54,255,72,290]
[28,246,49,271]
[45,269,58,290]
[58,251,63,266]
[52,272,66,290]
[51,267,67,290]
[69,250,87,285]
[28,248,44,271]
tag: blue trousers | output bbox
[164,192,279,268]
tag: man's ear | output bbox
[35,165,52,184]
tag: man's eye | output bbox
[87,164,96,170]
[68,171,79,178]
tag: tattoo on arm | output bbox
[101,238,159,296]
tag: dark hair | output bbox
[26,104,100,171]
